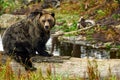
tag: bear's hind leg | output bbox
[14,51,37,71]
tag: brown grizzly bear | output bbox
[2,9,55,71]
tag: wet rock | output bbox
[71,44,81,57]
[0,14,26,29]
[110,48,120,59]
[77,16,95,29]
[110,48,119,51]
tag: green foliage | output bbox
[114,0,120,4]
[0,0,20,15]
[86,35,94,41]
[79,3,86,12]
[64,33,75,37]
[112,14,120,20]
[100,26,107,30]
[108,75,117,80]
[53,13,79,33]
[97,9,106,17]
[85,28,95,41]
[105,43,112,50]
[64,21,77,32]
[86,28,95,35]
[115,45,120,51]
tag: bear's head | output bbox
[40,12,55,32]
[30,9,55,32]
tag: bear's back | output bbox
[2,19,31,54]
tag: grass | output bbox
[87,60,100,80]
[52,13,79,32]
[0,0,22,15]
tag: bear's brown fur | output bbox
[2,9,55,71]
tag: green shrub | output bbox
[0,0,19,15]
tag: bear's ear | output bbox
[31,12,39,15]
[30,9,43,16]
[39,11,43,16]
[50,12,55,17]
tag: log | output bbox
[52,26,93,37]
[9,56,120,78]
[33,58,120,78]
[1,51,120,78]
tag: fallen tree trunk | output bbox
[0,52,119,78]
[52,26,93,37]
[0,51,120,78]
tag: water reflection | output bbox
[46,37,111,59]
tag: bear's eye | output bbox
[42,20,45,23]
[48,19,52,22]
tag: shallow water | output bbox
[0,35,3,51]
[46,37,60,56]
[0,35,114,59]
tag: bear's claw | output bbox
[25,66,37,71]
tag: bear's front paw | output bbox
[48,53,53,57]
[38,51,53,57]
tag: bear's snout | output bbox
[45,25,49,30]
[44,25,50,31]
[44,21,50,31]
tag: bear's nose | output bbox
[45,26,49,29]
